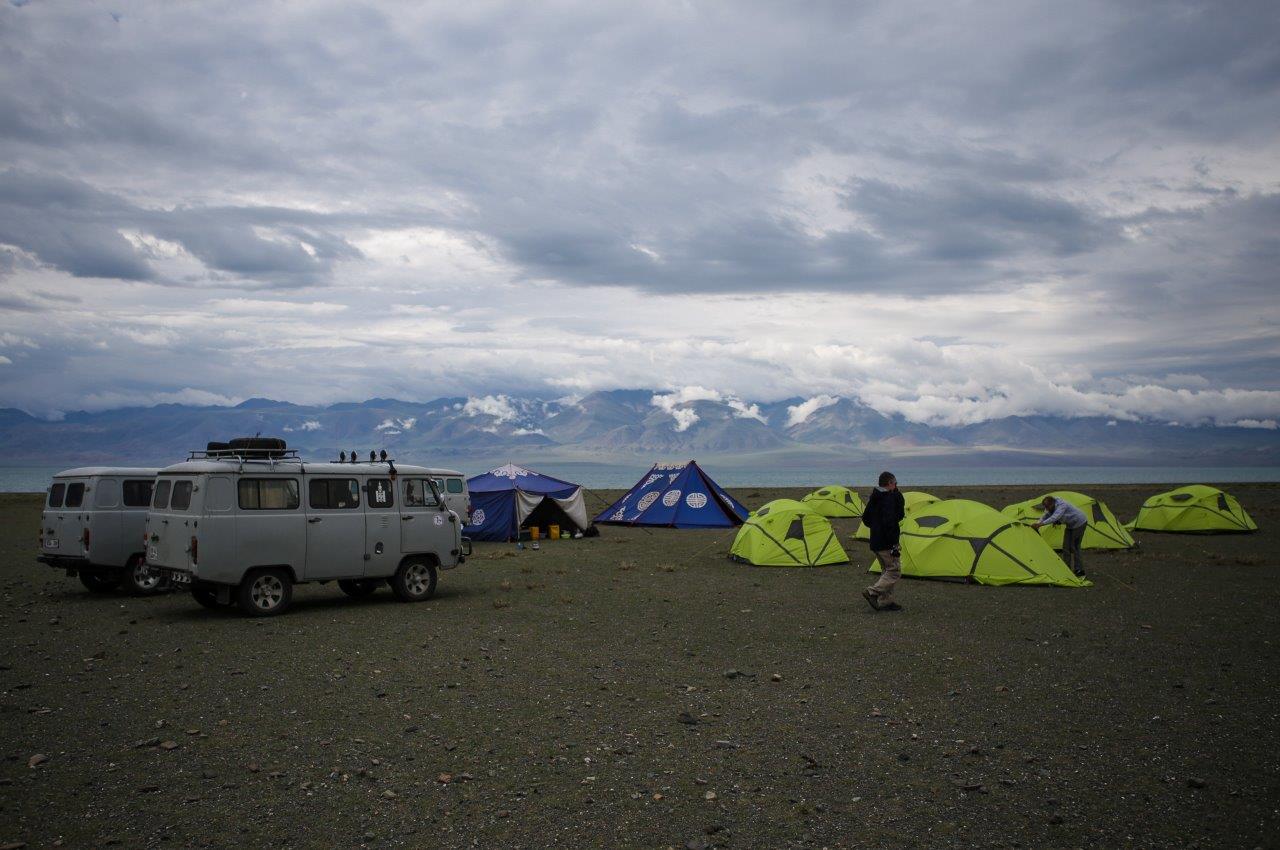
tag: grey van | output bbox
[36,467,164,595]
[143,443,470,616]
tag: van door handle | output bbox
[402,515,414,521]
[308,517,322,524]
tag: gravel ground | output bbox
[1,483,1278,849]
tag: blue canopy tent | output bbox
[464,464,591,542]
[594,461,748,528]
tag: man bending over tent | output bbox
[1032,496,1087,577]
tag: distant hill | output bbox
[1,390,1277,466]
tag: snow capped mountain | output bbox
[1,390,1277,465]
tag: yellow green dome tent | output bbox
[1001,491,1135,550]
[854,491,940,540]
[748,498,814,517]
[800,485,864,517]
[1128,485,1257,534]
[730,500,848,567]
[870,499,1090,587]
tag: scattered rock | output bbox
[704,790,717,801]
[382,789,397,799]
[722,669,754,679]
[438,773,453,784]
[771,673,783,682]
[27,754,47,768]
[678,712,700,725]
[1188,777,1207,789]
[159,741,179,751]
[137,784,160,793]
[132,737,160,749]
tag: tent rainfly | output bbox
[730,499,848,567]
[464,464,590,542]
[595,461,748,528]
[1127,485,1257,534]
[854,491,940,540]
[800,485,865,518]
[1002,491,1135,550]
[870,498,1090,588]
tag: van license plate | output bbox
[44,538,59,549]
[169,571,192,586]
[148,547,158,561]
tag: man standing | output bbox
[1032,495,1088,576]
[862,471,906,612]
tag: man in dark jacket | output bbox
[862,471,906,612]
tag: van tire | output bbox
[389,561,437,602]
[237,568,293,616]
[124,556,164,596]
[338,579,380,598]
[79,570,121,593]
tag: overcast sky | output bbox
[1,0,1278,426]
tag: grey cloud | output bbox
[0,170,364,285]
[845,178,1120,261]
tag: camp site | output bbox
[3,464,1278,848]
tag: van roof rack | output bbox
[188,447,303,461]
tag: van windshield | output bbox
[48,482,66,508]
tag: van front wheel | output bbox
[237,568,293,616]
[390,561,437,602]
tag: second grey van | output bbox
[36,467,164,594]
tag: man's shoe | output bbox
[862,589,880,611]
[880,602,904,612]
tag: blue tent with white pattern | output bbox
[594,461,748,528]
[463,464,590,542]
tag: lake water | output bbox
[4,463,1278,493]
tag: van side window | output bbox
[238,479,300,510]
[309,479,360,510]
[366,478,394,509]
[205,477,234,512]
[122,480,154,507]
[446,478,464,494]
[48,483,66,508]
[153,480,172,509]
[94,479,120,508]
[406,479,437,507]
[171,481,194,511]
[65,482,85,508]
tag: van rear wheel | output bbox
[338,579,380,598]
[79,570,121,593]
[390,561,437,602]
[237,568,293,616]
[125,556,164,596]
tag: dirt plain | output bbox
[1,482,1278,850]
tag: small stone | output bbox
[437,773,452,784]
[1047,814,1064,825]
[133,737,161,749]
[382,789,397,798]
[1188,777,1207,789]
[771,673,783,682]
[27,754,48,768]
[677,712,699,725]
[184,729,200,736]
[137,784,160,793]
[159,741,179,751]
[704,790,717,801]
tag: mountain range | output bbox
[1,390,1277,467]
